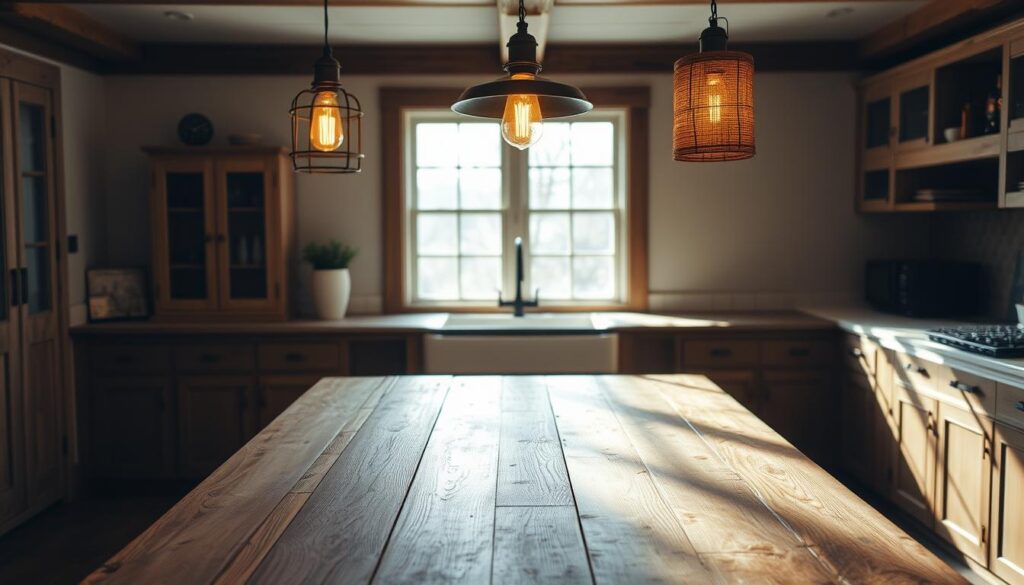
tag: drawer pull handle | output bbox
[709,348,733,358]
[904,363,928,376]
[1016,401,1024,413]
[788,347,810,357]
[848,348,864,358]
[199,354,221,364]
[284,352,305,363]
[949,380,981,395]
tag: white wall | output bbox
[97,71,927,313]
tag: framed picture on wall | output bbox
[86,268,150,322]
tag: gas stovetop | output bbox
[927,324,1024,358]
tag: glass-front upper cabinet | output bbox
[216,159,275,311]
[1010,39,1024,133]
[894,72,932,150]
[859,80,893,209]
[152,158,218,312]
[147,148,292,321]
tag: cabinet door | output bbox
[152,158,218,312]
[934,401,991,564]
[215,158,279,313]
[894,72,932,150]
[991,422,1024,585]
[178,376,254,477]
[841,372,876,488]
[892,383,937,528]
[0,79,25,525]
[760,370,832,463]
[12,81,62,510]
[92,377,174,478]
[257,375,321,430]
[872,352,897,496]
[686,369,759,413]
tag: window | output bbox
[384,87,648,312]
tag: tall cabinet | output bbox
[0,51,68,534]
[146,147,295,321]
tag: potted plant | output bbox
[303,240,358,320]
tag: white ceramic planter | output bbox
[311,268,351,320]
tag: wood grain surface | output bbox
[87,375,969,585]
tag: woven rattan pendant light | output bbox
[673,0,755,162]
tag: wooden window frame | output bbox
[382,86,649,314]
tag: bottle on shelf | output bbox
[251,235,263,265]
[237,235,250,266]
[984,74,1002,134]
[960,103,972,140]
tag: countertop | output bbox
[70,310,833,336]
[84,375,966,585]
[803,305,1024,383]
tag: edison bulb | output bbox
[309,90,344,152]
[706,72,723,124]
[501,73,543,150]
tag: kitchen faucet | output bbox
[499,236,538,317]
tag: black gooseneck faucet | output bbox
[499,237,539,317]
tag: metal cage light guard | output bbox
[289,0,364,174]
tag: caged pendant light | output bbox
[289,0,364,173]
[673,0,755,162]
[452,0,593,150]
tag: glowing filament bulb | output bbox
[706,72,723,124]
[501,73,543,150]
[309,90,344,152]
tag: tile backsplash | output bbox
[928,209,1024,319]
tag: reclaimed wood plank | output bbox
[597,375,836,582]
[645,374,969,585]
[214,381,389,585]
[83,376,390,585]
[249,375,452,585]
[546,375,713,584]
[497,376,572,507]
[372,376,502,585]
[491,506,591,585]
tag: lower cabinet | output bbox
[761,369,833,463]
[92,376,175,478]
[934,401,991,565]
[78,332,420,481]
[688,370,758,412]
[841,372,877,487]
[177,376,255,478]
[990,422,1024,585]
[891,382,937,529]
[257,375,323,428]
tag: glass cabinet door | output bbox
[865,96,892,150]
[1010,43,1024,132]
[895,73,932,149]
[154,159,217,311]
[216,160,275,310]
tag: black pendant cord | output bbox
[709,0,717,22]
[518,0,526,25]
[323,0,330,53]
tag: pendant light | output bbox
[673,0,755,162]
[452,0,592,150]
[289,0,364,173]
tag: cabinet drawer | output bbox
[892,353,942,393]
[761,339,833,367]
[842,334,877,376]
[893,352,995,414]
[93,345,170,373]
[996,382,1024,430]
[258,342,342,372]
[683,339,759,367]
[176,344,256,372]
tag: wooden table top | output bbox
[85,375,967,585]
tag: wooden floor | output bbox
[0,484,191,585]
[82,375,973,584]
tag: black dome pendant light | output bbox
[452,0,593,150]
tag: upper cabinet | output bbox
[147,147,295,321]
[855,20,1024,213]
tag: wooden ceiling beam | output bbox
[860,0,1023,61]
[100,41,857,75]
[0,3,141,61]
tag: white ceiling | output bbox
[70,1,926,45]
